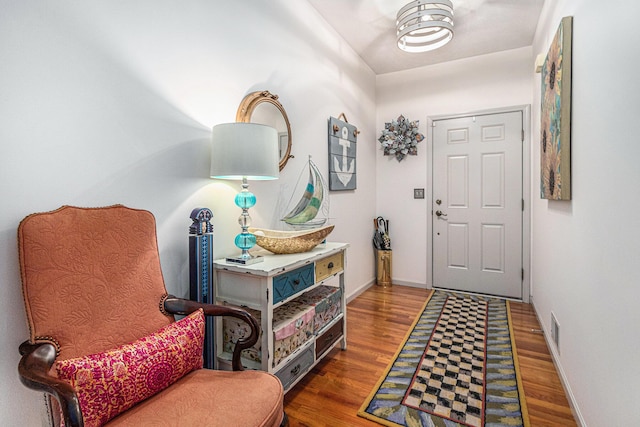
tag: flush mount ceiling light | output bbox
[397,0,454,53]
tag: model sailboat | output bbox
[281,158,328,228]
[250,158,332,254]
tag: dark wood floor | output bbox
[283,284,576,426]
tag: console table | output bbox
[213,242,348,391]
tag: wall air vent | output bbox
[551,312,560,352]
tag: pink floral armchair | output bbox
[17,205,286,427]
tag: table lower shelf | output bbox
[217,315,346,392]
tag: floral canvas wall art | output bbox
[540,16,573,200]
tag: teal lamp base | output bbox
[225,178,264,265]
[225,231,263,264]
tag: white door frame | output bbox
[425,105,531,302]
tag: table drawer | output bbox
[275,344,314,390]
[315,252,343,282]
[295,285,342,334]
[272,263,315,304]
[315,318,343,358]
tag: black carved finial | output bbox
[189,208,213,235]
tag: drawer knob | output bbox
[291,364,301,376]
[292,279,300,287]
[327,262,334,269]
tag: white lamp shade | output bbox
[210,122,280,180]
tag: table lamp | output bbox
[210,122,279,264]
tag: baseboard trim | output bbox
[530,298,586,427]
[346,279,375,303]
[391,279,428,289]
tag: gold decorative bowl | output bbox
[249,225,334,254]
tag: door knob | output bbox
[435,210,448,217]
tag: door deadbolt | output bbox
[435,199,442,205]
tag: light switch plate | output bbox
[414,188,425,199]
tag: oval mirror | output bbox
[236,90,293,171]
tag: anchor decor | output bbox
[328,114,358,191]
[379,114,424,162]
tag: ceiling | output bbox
[307,0,545,75]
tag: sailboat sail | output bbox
[282,160,326,226]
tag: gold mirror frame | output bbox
[236,90,293,171]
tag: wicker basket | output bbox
[249,225,334,254]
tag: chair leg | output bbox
[280,411,289,427]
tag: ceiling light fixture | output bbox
[397,0,454,53]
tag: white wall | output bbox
[376,48,533,287]
[531,0,640,425]
[0,1,376,424]
[6,1,637,425]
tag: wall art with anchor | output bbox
[328,115,358,191]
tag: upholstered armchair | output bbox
[17,205,286,427]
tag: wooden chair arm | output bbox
[18,341,84,427]
[163,296,260,371]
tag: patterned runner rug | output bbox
[358,290,529,427]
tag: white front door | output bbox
[432,111,523,298]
